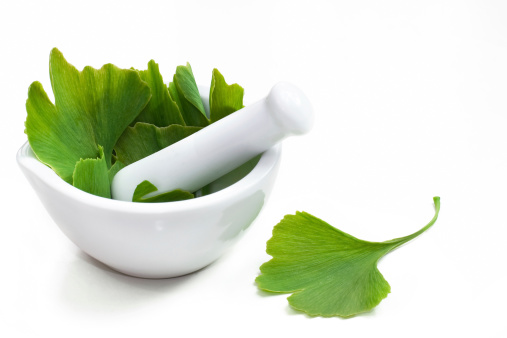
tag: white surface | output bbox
[17,142,280,278]
[112,82,312,201]
[1,0,506,337]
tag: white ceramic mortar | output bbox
[17,91,282,278]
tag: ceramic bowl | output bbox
[17,91,282,279]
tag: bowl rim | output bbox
[17,141,281,214]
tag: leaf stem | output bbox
[384,196,440,250]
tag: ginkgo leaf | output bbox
[256,197,441,318]
[72,146,109,198]
[209,68,244,123]
[72,146,126,198]
[25,50,245,202]
[168,81,184,116]
[108,160,125,185]
[132,180,194,203]
[114,122,201,166]
[25,48,151,183]
[172,63,209,127]
[132,60,185,127]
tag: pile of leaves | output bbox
[25,48,244,202]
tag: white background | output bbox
[1,0,506,336]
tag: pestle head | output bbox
[266,82,314,136]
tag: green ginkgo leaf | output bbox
[25,48,151,183]
[72,146,115,198]
[108,160,125,185]
[132,180,194,203]
[114,122,201,166]
[256,197,441,318]
[25,50,245,202]
[209,68,244,123]
[168,81,184,117]
[172,63,209,127]
[132,60,185,127]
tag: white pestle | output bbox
[111,82,314,201]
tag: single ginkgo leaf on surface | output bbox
[114,122,201,166]
[132,180,194,203]
[171,63,209,127]
[25,48,151,183]
[131,60,185,127]
[209,68,244,123]
[256,197,441,318]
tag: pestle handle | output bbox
[111,82,314,201]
